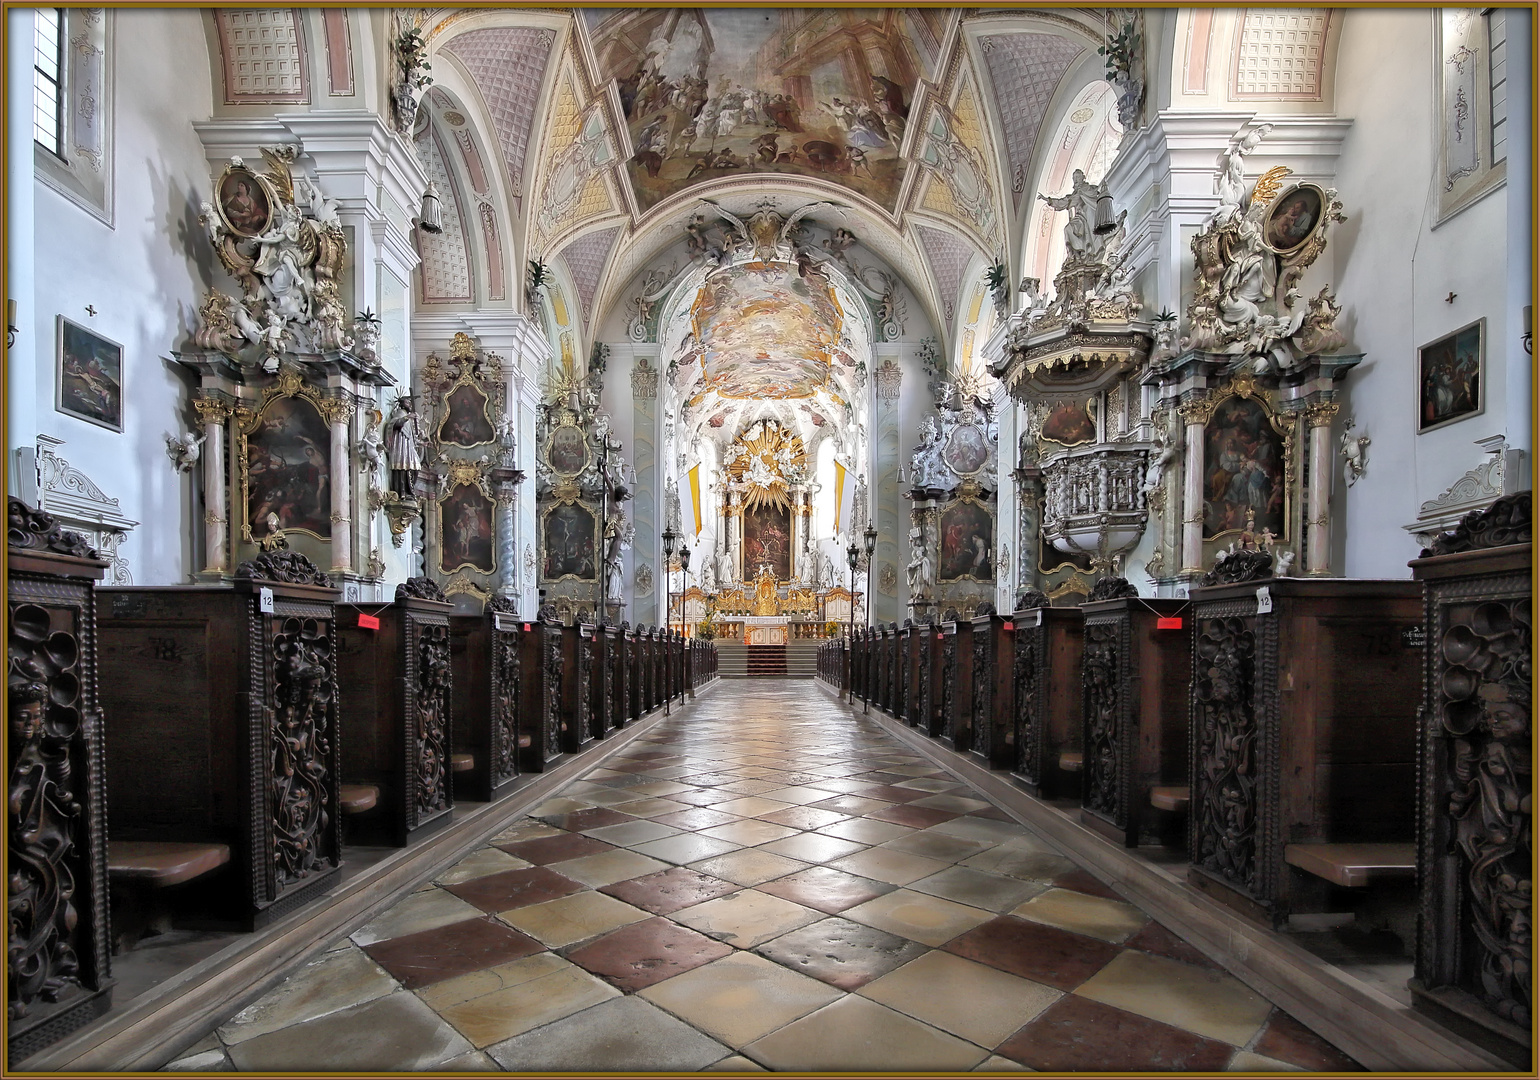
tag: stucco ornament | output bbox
[197,147,351,361]
[1185,123,1347,374]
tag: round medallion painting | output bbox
[942,424,989,476]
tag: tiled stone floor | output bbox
[166,680,1362,1073]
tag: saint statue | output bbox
[385,396,425,497]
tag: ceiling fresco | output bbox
[586,9,934,213]
[689,261,843,399]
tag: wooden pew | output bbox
[8,499,114,1059]
[98,553,344,928]
[1407,492,1531,1063]
[336,577,454,845]
[624,624,641,722]
[560,621,597,753]
[1186,577,1422,928]
[1010,600,1086,800]
[938,613,975,753]
[521,607,564,772]
[448,600,525,803]
[905,621,929,729]
[599,623,625,732]
[970,606,1013,769]
[1078,591,1192,847]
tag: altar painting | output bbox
[543,503,597,581]
[441,484,495,574]
[1203,396,1286,539]
[939,500,992,582]
[743,503,792,581]
[440,383,495,447]
[244,395,331,538]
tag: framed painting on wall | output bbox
[1418,319,1484,433]
[440,483,495,575]
[542,502,597,581]
[242,394,332,539]
[56,316,123,432]
[938,499,993,582]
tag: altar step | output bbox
[716,642,818,678]
[747,645,787,676]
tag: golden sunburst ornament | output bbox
[726,420,806,513]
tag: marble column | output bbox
[1304,401,1339,577]
[1179,400,1207,575]
[194,396,230,575]
[496,487,517,595]
[322,397,353,573]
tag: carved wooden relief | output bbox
[493,629,520,786]
[1191,615,1259,891]
[269,615,337,888]
[8,604,89,1020]
[1013,626,1041,783]
[914,632,931,729]
[543,626,563,758]
[971,627,991,756]
[414,623,451,820]
[1082,620,1122,823]
[1438,596,1532,1025]
[1414,532,1533,1038]
[604,632,620,730]
[940,631,957,739]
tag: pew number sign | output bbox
[1255,586,1273,614]
[258,586,275,613]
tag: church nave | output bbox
[165,680,1358,1074]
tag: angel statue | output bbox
[1209,122,1274,227]
[164,431,206,473]
[359,412,385,479]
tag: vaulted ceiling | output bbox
[416,7,1107,362]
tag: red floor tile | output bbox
[564,916,732,992]
[599,866,740,915]
[498,832,616,865]
[944,915,1122,990]
[362,916,545,989]
[444,865,586,913]
[994,994,1234,1071]
[866,804,961,829]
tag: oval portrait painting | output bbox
[548,424,588,476]
[942,424,989,476]
[218,167,273,238]
[1264,185,1322,254]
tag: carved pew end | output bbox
[107,841,232,953]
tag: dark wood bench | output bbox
[449,608,523,800]
[336,583,455,845]
[1284,843,1416,889]
[1010,603,1085,800]
[98,560,344,930]
[1080,596,1193,848]
[1186,578,1422,929]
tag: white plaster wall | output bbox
[22,9,215,584]
[1330,8,1524,578]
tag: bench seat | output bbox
[1150,785,1191,813]
[1284,842,1416,888]
[108,841,230,888]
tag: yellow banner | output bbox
[688,465,702,536]
[833,461,846,535]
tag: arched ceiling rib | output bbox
[439,26,558,199]
[413,9,1104,357]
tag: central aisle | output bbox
[175,680,1360,1072]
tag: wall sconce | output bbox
[6,299,16,349]
[418,180,443,235]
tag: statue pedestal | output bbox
[743,616,788,645]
